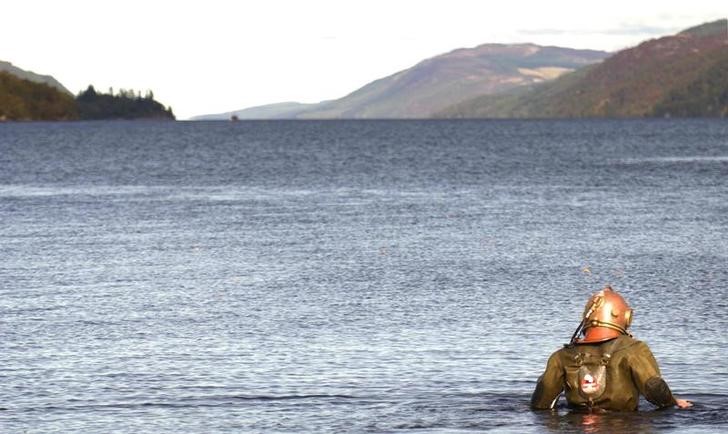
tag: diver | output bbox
[531,285,692,411]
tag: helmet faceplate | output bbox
[579,286,633,344]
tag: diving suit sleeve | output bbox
[630,341,677,408]
[531,351,564,410]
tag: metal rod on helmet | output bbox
[569,265,596,346]
[569,318,586,346]
[569,301,597,345]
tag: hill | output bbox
[195,44,608,120]
[438,19,728,118]
[0,71,78,121]
[0,60,72,95]
[193,101,322,121]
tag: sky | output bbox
[2,1,725,119]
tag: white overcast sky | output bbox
[2,1,725,119]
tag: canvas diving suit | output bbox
[531,334,677,411]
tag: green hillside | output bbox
[438,19,728,118]
[0,60,72,94]
[652,47,728,117]
[0,71,78,121]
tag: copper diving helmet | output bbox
[579,285,633,344]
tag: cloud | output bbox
[518,23,684,37]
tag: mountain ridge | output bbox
[193,43,608,120]
[437,19,728,118]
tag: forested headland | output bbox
[0,74,175,121]
[76,86,175,120]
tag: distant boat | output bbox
[230,114,239,122]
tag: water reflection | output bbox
[535,409,670,434]
[527,393,728,433]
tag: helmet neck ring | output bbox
[585,319,628,336]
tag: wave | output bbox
[618,156,728,164]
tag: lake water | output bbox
[1,120,727,433]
